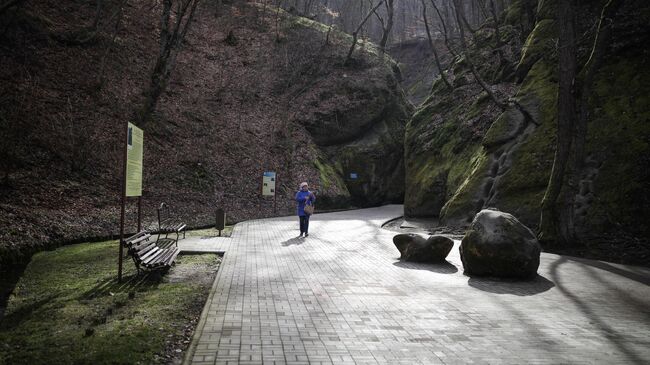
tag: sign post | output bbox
[262,171,277,213]
[119,122,144,282]
[215,208,226,236]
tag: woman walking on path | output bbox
[295,182,315,237]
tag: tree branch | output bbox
[345,0,384,64]
[422,0,453,90]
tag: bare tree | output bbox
[539,0,626,245]
[96,0,128,87]
[429,0,457,58]
[488,0,502,49]
[372,0,394,54]
[421,0,452,90]
[345,0,384,64]
[452,0,506,109]
[275,0,284,42]
[139,0,201,126]
[539,0,577,245]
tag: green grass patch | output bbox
[186,225,233,238]
[0,241,219,364]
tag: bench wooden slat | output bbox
[129,235,151,246]
[164,248,180,266]
[158,248,180,267]
[133,239,154,249]
[124,229,180,274]
[140,247,162,263]
[144,247,170,266]
[135,242,157,256]
[157,238,176,249]
[125,231,149,241]
[155,249,176,267]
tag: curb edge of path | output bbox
[182,220,246,365]
[183,249,228,365]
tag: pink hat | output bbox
[300,182,308,188]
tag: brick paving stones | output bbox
[183,205,650,365]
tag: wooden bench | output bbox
[123,231,180,274]
[157,202,187,240]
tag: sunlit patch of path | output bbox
[183,205,650,365]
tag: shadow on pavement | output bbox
[281,237,304,246]
[393,260,459,274]
[563,256,650,285]
[467,274,555,296]
[549,256,648,364]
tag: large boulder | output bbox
[393,233,454,263]
[460,209,540,279]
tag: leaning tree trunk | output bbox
[567,0,625,238]
[139,0,200,126]
[378,0,394,55]
[422,0,452,90]
[430,0,457,58]
[345,0,383,65]
[539,0,577,246]
[452,0,507,109]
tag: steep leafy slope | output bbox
[0,1,409,265]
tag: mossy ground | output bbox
[0,241,219,365]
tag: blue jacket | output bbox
[295,190,315,216]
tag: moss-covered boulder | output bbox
[460,209,541,279]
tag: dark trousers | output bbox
[299,215,310,234]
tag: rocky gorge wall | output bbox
[404,0,650,243]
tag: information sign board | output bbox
[125,122,143,197]
[262,171,276,196]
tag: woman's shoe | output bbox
[304,233,309,237]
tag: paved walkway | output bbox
[182,205,650,365]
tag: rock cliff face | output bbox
[285,16,411,208]
[0,1,409,265]
[404,0,650,244]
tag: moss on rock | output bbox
[439,150,491,225]
[583,55,650,235]
[516,18,556,81]
[313,156,351,209]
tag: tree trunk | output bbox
[378,0,394,54]
[345,0,383,65]
[139,0,200,126]
[539,0,577,245]
[452,0,507,110]
[429,0,457,58]
[567,0,625,238]
[96,0,126,87]
[488,0,502,49]
[575,0,625,174]
[422,0,452,90]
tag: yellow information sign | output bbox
[125,122,143,197]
